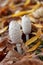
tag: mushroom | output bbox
[22,15,31,41]
[9,20,22,54]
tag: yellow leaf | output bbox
[0,26,8,34]
[0,1,41,21]
[9,10,33,18]
[36,28,42,37]
[25,29,41,47]
[32,1,41,11]
[25,36,39,47]
[10,2,40,18]
[27,41,41,52]
[11,2,40,18]
[24,0,30,6]
[29,2,41,16]
[1,10,33,20]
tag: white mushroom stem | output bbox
[16,43,22,54]
[9,20,22,54]
[26,34,29,41]
[22,15,31,41]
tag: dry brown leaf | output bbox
[5,58,43,65]
[0,49,23,65]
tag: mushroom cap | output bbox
[22,15,31,34]
[9,20,21,44]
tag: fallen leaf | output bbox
[25,36,39,47]
[27,41,41,52]
[25,29,41,47]
[0,26,8,34]
[24,0,30,6]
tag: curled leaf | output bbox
[9,10,34,18]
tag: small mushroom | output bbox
[9,20,22,54]
[22,15,31,41]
